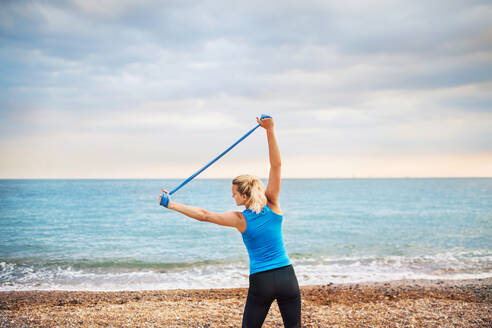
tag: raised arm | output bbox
[257,116,282,210]
[159,190,246,232]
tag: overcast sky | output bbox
[1,0,491,178]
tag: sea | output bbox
[0,178,491,291]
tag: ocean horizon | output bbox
[1,178,491,291]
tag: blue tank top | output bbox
[241,204,291,274]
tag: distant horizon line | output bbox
[1,177,491,180]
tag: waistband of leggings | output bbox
[250,264,293,277]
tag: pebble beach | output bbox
[1,278,491,327]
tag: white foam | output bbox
[1,250,491,291]
[0,262,251,291]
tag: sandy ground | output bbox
[1,278,491,327]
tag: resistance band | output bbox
[162,114,271,203]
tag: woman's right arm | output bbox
[159,192,245,231]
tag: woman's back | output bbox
[241,204,291,274]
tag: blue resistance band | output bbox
[167,114,271,196]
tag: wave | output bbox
[0,257,238,271]
[1,250,491,291]
[0,260,251,291]
[291,250,492,286]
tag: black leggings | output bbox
[242,264,301,328]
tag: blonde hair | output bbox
[232,174,267,214]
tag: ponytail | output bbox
[232,174,267,214]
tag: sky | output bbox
[1,0,491,178]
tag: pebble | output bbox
[0,278,490,327]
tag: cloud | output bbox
[0,0,491,177]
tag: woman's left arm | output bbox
[258,117,281,207]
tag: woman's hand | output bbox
[257,116,274,130]
[159,188,170,208]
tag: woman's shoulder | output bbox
[266,201,282,216]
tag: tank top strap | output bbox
[242,204,270,220]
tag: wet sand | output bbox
[1,278,491,327]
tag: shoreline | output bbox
[1,278,491,327]
[2,276,492,293]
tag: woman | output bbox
[158,116,301,328]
